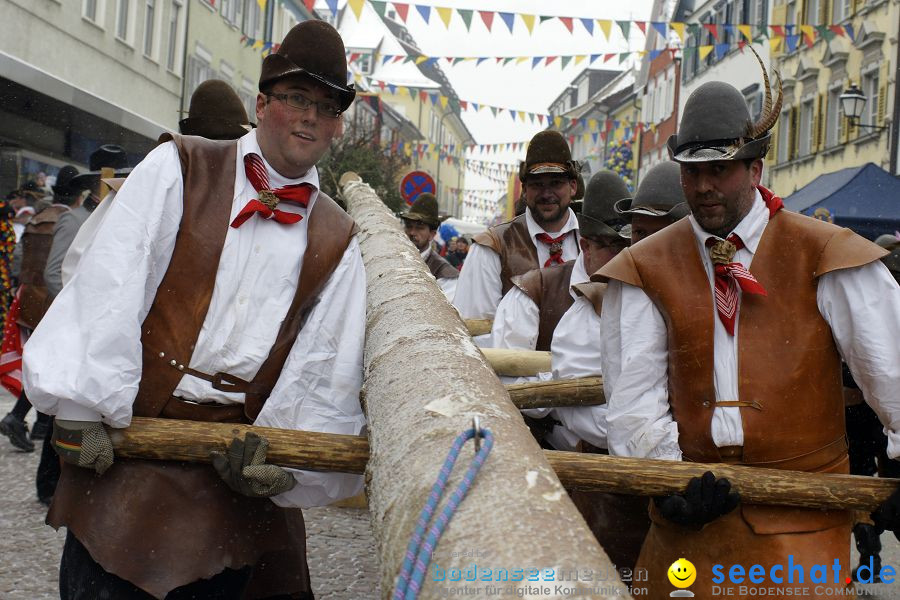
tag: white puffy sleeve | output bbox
[254,237,367,508]
[23,142,183,427]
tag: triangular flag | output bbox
[499,12,515,33]
[769,37,782,53]
[458,8,473,30]
[617,20,630,39]
[785,34,799,52]
[651,22,667,38]
[517,111,525,121]
[440,95,449,109]
[347,0,364,20]
[545,56,558,66]
[561,55,572,69]
[559,17,574,33]
[476,57,489,66]
[715,43,729,60]
[650,49,663,60]
[371,1,387,17]
[671,22,685,42]
[604,53,616,63]
[828,25,845,37]
[532,57,543,69]
[844,24,854,41]
[540,15,554,24]
[415,55,428,64]
[516,56,528,65]
[394,3,409,22]
[415,4,430,24]
[521,14,535,34]
[597,19,612,40]
[703,24,719,40]
[553,116,562,128]
[436,7,452,28]
[618,52,630,64]
[303,0,315,11]
[459,100,468,111]
[479,11,494,31]
[699,45,714,60]
[575,55,586,65]
[325,0,338,16]
[738,25,753,41]
[636,21,647,36]
[419,91,428,102]
[580,18,594,35]
[429,93,438,105]
[503,57,515,65]
[387,83,397,94]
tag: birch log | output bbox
[482,347,552,376]
[109,417,899,512]
[506,377,605,409]
[339,173,628,600]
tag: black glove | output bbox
[654,471,740,528]
[211,432,295,498]
[872,486,900,541]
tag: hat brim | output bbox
[70,169,133,190]
[401,212,441,227]
[527,163,569,176]
[667,133,770,163]
[614,197,689,218]
[180,117,254,140]
[577,212,630,240]
[260,56,356,111]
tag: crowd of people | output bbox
[0,18,898,600]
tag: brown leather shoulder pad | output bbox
[511,266,543,304]
[592,248,642,287]
[572,282,607,317]
[472,228,501,253]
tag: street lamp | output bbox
[839,83,887,131]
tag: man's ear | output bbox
[335,114,345,138]
[749,158,763,187]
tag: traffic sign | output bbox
[400,171,436,205]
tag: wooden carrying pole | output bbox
[338,173,628,599]
[481,347,551,376]
[506,377,604,409]
[110,417,899,513]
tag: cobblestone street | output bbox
[0,391,381,599]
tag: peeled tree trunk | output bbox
[339,173,630,599]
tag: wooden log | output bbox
[339,173,628,599]
[109,417,899,513]
[506,377,605,409]
[481,347,551,376]
[464,318,492,336]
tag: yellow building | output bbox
[767,0,898,194]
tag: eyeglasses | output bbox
[267,92,343,119]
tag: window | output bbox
[833,0,852,21]
[799,98,814,156]
[222,0,241,26]
[786,0,797,24]
[143,0,156,56]
[166,0,184,72]
[804,0,819,25]
[861,68,880,126]
[84,0,98,21]
[242,0,260,37]
[777,109,791,163]
[187,51,215,100]
[826,87,841,147]
[116,0,131,41]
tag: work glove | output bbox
[653,471,740,528]
[211,432,296,498]
[52,419,114,475]
[872,486,900,541]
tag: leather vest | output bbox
[511,260,575,351]
[48,134,356,598]
[472,214,539,295]
[18,204,68,329]
[571,281,607,318]
[598,205,885,534]
[425,250,459,280]
[133,133,357,422]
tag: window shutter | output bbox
[769,119,780,163]
[878,63,888,125]
[816,93,825,151]
[789,106,799,160]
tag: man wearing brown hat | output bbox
[613,161,690,244]
[595,49,900,598]
[180,79,254,140]
[454,131,580,343]
[401,192,458,300]
[24,20,363,599]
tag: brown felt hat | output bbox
[260,20,356,111]
[519,131,578,181]
[180,79,253,140]
[578,170,631,240]
[401,192,443,228]
[615,161,689,219]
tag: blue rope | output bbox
[392,425,494,600]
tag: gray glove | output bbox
[52,419,114,475]
[211,432,295,498]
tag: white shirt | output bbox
[452,207,579,322]
[421,246,457,302]
[601,192,900,461]
[23,130,367,508]
[551,291,608,450]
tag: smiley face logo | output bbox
[668,558,696,588]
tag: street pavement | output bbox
[0,391,381,599]
[3,387,900,599]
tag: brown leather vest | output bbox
[571,281,606,318]
[133,133,357,422]
[511,260,575,351]
[425,249,459,280]
[598,207,885,534]
[48,134,357,598]
[18,204,68,329]
[472,214,539,295]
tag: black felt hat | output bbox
[578,171,631,240]
[615,162,689,219]
[52,165,85,197]
[401,192,444,228]
[180,79,253,140]
[70,145,132,190]
[519,131,578,181]
[259,20,356,111]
